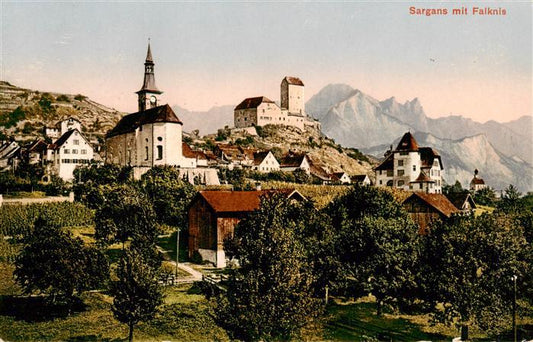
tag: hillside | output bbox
[203,124,375,178]
[0,81,123,142]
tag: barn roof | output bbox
[197,189,304,213]
[403,192,459,218]
[235,96,275,110]
[107,104,182,138]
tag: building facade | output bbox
[375,132,444,194]
[49,128,93,181]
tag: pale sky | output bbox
[1,1,531,123]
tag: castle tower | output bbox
[280,76,305,115]
[136,41,163,112]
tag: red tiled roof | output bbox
[182,142,207,160]
[411,171,434,183]
[107,105,182,138]
[199,189,303,213]
[235,96,275,110]
[283,76,304,86]
[403,192,459,218]
[396,132,419,151]
[253,151,271,165]
[471,177,485,185]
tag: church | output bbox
[106,43,218,184]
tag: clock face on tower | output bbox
[150,95,157,105]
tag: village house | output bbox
[252,151,280,172]
[188,189,305,268]
[280,152,311,173]
[402,192,459,234]
[0,141,20,171]
[48,128,94,181]
[375,132,444,194]
[234,77,320,131]
[330,171,351,184]
[470,169,487,192]
[45,117,82,139]
[446,192,477,214]
[182,142,208,168]
[352,174,372,186]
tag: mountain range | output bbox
[306,84,532,192]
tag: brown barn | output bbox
[402,192,459,234]
[188,189,305,268]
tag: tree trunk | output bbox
[128,322,134,342]
[376,299,382,316]
[460,324,469,341]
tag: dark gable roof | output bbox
[106,104,182,138]
[235,96,275,110]
[198,189,304,213]
[52,129,80,150]
[419,147,443,170]
[352,174,369,182]
[280,153,307,167]
[403,192,459,218]
[374,153,394,171]
[253,151,271,165]
[395,132,419,151]
[447,192,477,210]
[283,76,304,86]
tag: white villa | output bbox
[375,132,443,194]
[49,128,93,181]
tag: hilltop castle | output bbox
[234,77,320,131]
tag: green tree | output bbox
[326,185,419,314]
[419,214,530,339]
[110,248,163,342]
[473,186,497,206]
[94,184,157,248]
[497,184,523,214]
[218,194,322,341]
[140,166,197,229]
[14,217,108,304]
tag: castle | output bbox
[234,77,320,131]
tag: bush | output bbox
[0,107,26,128]
[55,94,70,102]
[74,94,87,101]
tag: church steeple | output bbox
[136,40,163,112]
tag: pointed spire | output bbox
[146,39,153,63]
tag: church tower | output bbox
[136,41,163,112]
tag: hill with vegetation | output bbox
[0,81,123,143]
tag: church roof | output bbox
[471,177,485,185]
[395,132,419,151]
[145,42,153,63]
[283,76,304,86]
[235,96,275,110]
[106,104,182,138]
